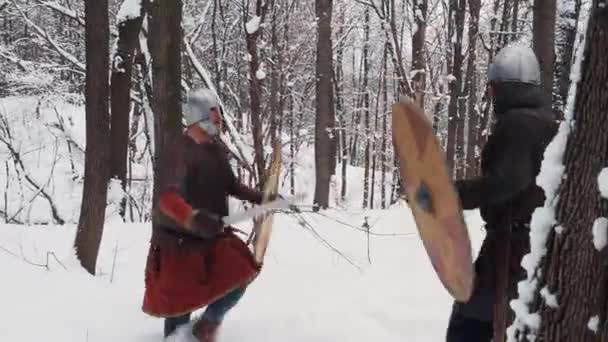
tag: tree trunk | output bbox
[380,43,388,209]
[334,10,347,200]
[446,0,466,178]
[533,0,557,97]
[314,0,335,210]
[553,0,582,119]
[110,0,146,221]
[362,7,371,209]
[411,0,428,109]
[465,0,481,177]
[74,0,110,276]
[148,0,183,206]
[523,6,608,340]
[245,0,270,187]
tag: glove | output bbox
[187,208,225,239]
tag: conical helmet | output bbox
[488,44,541,85]
[183,88,221,126]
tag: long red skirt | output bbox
[142,230,259,318]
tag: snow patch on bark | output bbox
[598,167,608,199]
[506,9,590,342]
[592,217,608,251]
[116,0,142,24]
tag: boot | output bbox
[192,318,220,342]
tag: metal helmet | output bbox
[488,44,541,85]
[183,88,221,126]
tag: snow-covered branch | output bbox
[34,0,118,36]
[10,0,85,72]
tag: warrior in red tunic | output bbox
[142,89,266,341]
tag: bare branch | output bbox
[10,0,85,72]
[35,0,84,26]
[184,38,256,176]
[0,115,65,225]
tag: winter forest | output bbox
[1,0,608,341]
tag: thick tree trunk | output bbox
[74,0,110,276]
[314,0,335,210]
[525,6,608,341]
[110,0,146,221]
[533,0,557,97]
[148,0,183,205]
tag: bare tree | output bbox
[148,0,183,204]
[464,0,482,177]
[110,0,147,220]
[445,0,466,178]
[314,0,335,210]
[244,0,270,186]
[553,0,583,118]
[362,7,371,208]
[533,0,557,97]
[74,0,110,275]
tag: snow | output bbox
[116,0,142,23]
[1,94,490,340]
[599,167,608,199]
[588,315,600,332]
[507,8,591,341]
[540,286,559,308]
[256,63,267,80]
[555,225,565,234]
[0,194,487,342]
[246,16,261,34]
[592,217,608,251]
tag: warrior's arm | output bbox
[455,119,534,210]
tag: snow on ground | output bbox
[0,207,485,342]
[1,95,487,341]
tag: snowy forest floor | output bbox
[1,207,486,341]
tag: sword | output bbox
[222,193,305,226]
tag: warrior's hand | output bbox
[186,208,225,239]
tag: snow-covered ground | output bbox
[1,95,488,341]
[1,207,485,341]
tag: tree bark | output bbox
[110,0,146,220]
[553,0,582,119]
[533,0,557,97]
[148,0,183,205]
[411,0,428,109]
[314,0,335,210]
[245,0,270,187]
[525,5,608,340]
[74,0,110,275]
[446,0,466,178]
[362,7,371,209]
[465,0,481,177]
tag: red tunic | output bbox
[142,135,262,318]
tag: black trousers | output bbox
[446,225,530,342]
[446,310,493,342]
